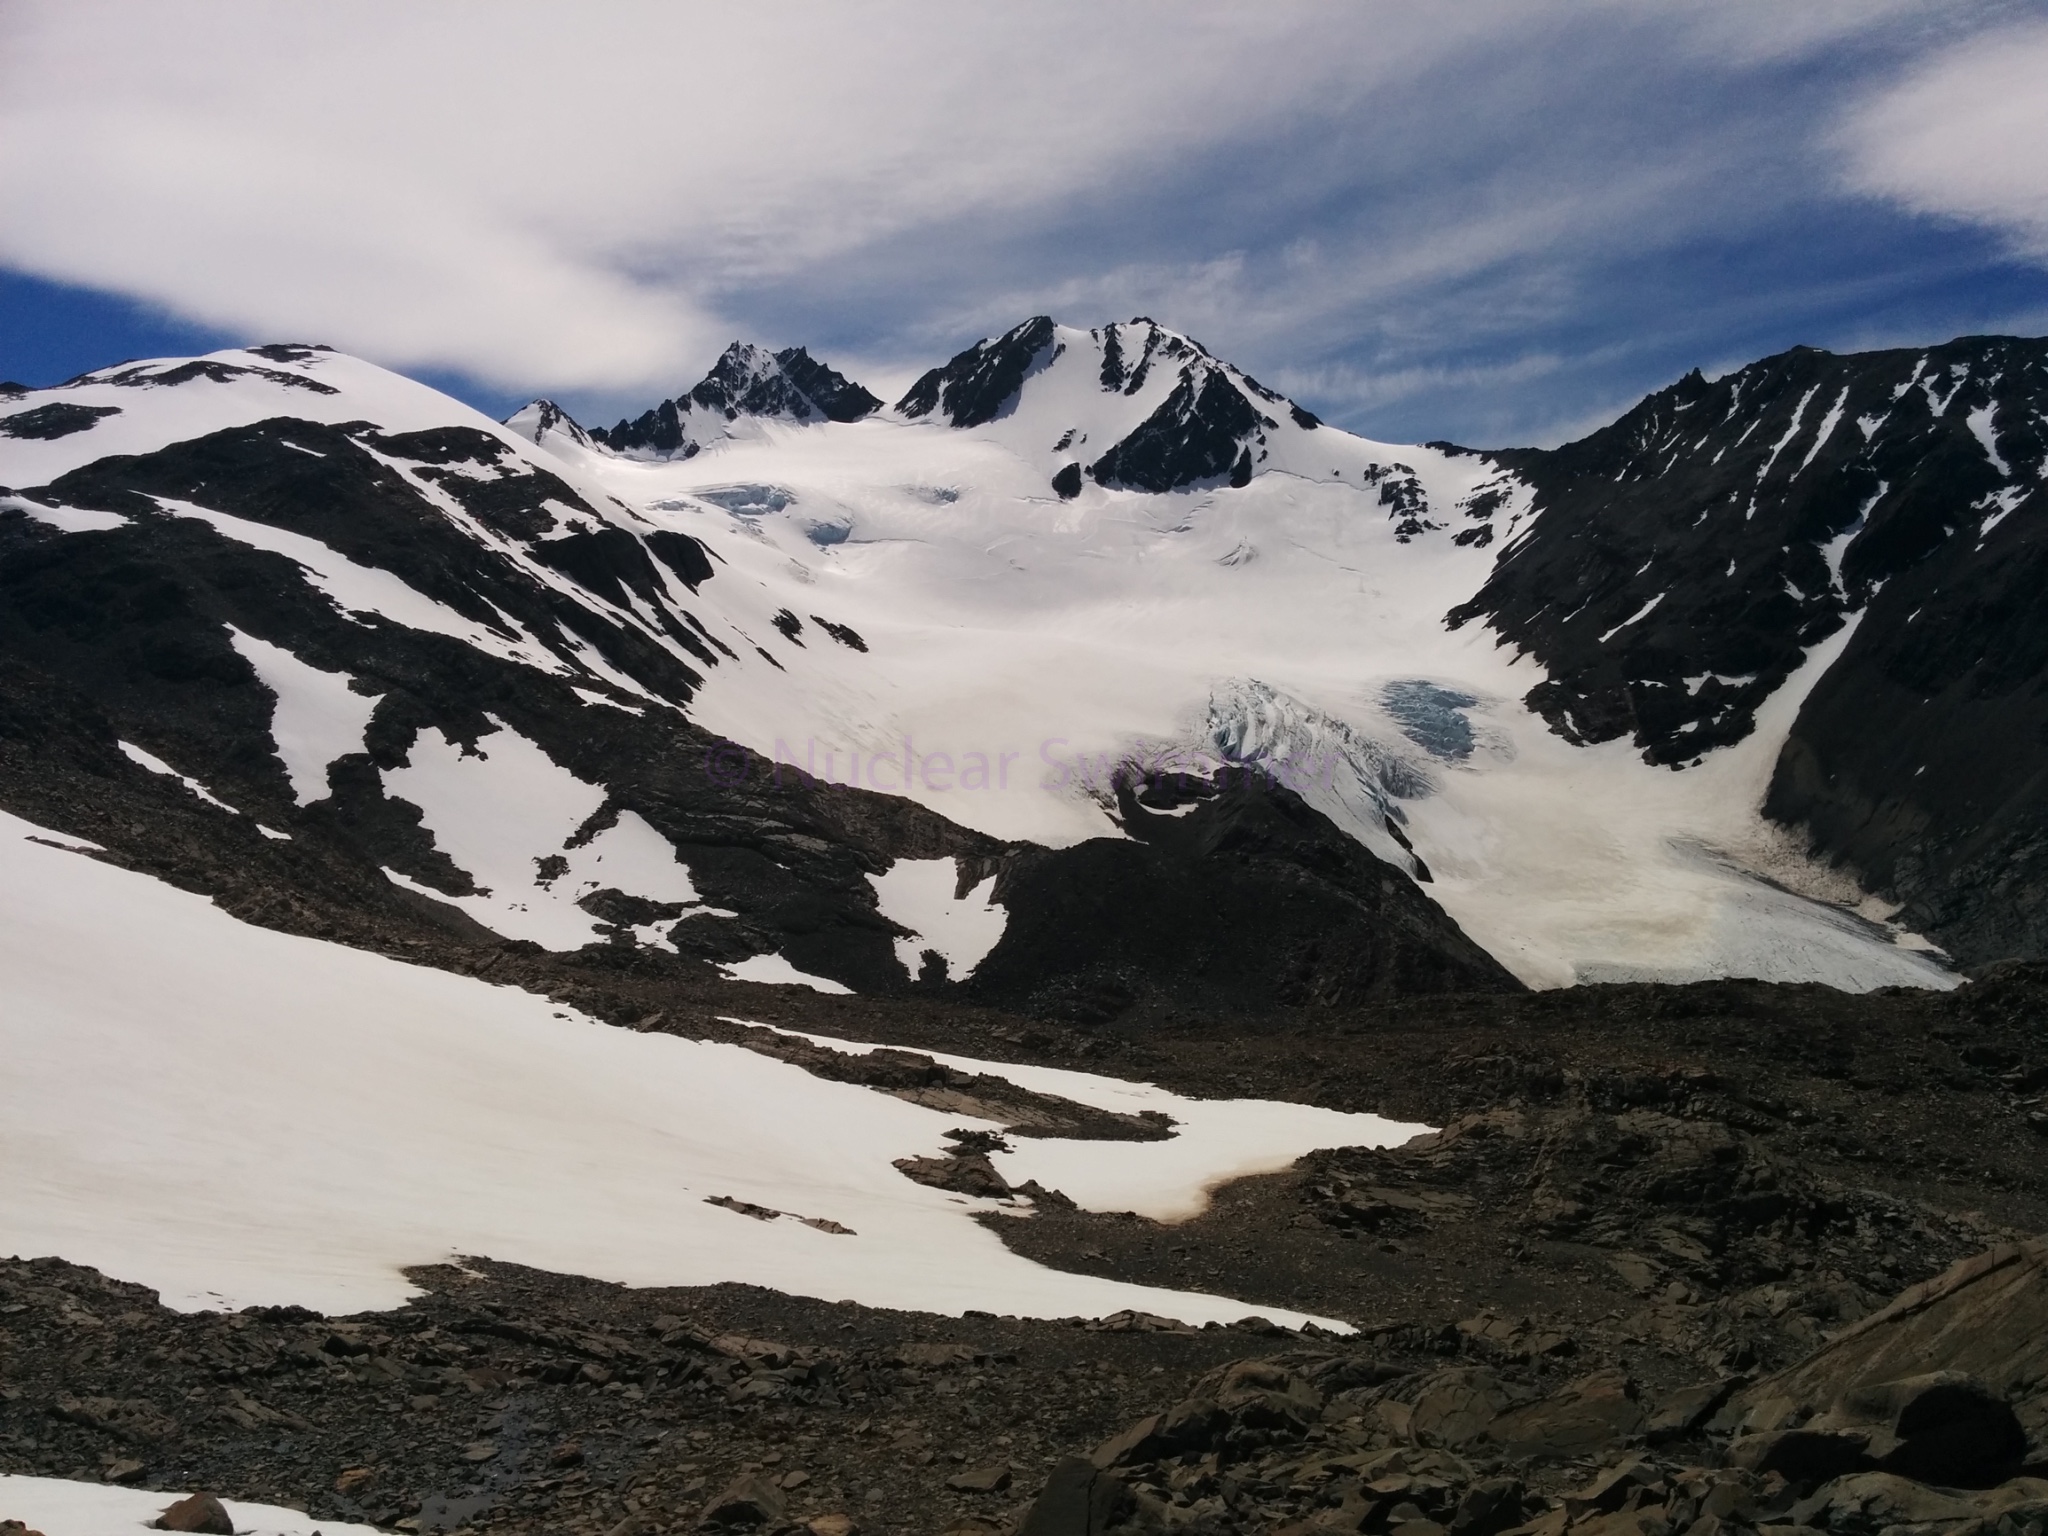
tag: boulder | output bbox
[1487,1370,1645,1458]
[1212,1359,1324,1431]
[1410,1369,1515,1449]
[946,1466,1012,1493]
[155,1493,234,1534]
[1017,1457,1129,1536]
[1561,1460,1658,1518]
[701,1474,789,1528]
[1732,1238,2048,1464]
[1090,1395,1230,1467]
[1725,1427,1869,1481]
[1810,1369,2028,1486]
[1791,1471,1985,1536]
[1448,1476,1528,1536]
[892,1153,1012,1199]
[1644,1379,1740,1443]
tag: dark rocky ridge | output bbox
[1086,369,1266,494]
[899,317,1311,495]
[1447,335,2048,968]
[595,345,880,458]
[968,767,1519,1018]
[898,317,1060,430]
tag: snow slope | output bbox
[0,812,1424,1327]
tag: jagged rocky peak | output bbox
[503,398,595,451]
[898,315,1326,495]
[896,315,1060,428]
[689,342,882,424]
[591,343,881,459]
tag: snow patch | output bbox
[228,628,380,805]
[1757,385,1821,483]
[3,496,127,533]
[0,1475,380,1536]
[753,1023,1431,1225]
[868,858,1007,979]
[1967,404,2012,477]
[1598,594,1663,644]
[380,718,703,951]
[573,685,646,714]
[1795,388,1849,477]
[720,952,855,994]
[117,742,239,815]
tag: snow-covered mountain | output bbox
[0,337,1511,1015]
[10,317,2048,1351]
[9,321,2043,1010]
[894,316,1352,498]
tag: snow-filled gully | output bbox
[0,812,1426,1331]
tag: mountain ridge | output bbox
[5,322,2045,986]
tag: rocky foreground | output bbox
[4,966,2047,1536]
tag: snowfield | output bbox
[527,353,1955,992]
[0,813,1426,1329]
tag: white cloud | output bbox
[1838,17,2048,260]
[0,0,2022,408]
[0,2,1512,389]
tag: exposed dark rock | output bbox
[700,1472,787,1527]
[1486,1370,1644,1458]
[0,402,121,440]
[594,344,878,455]
[1088,367,1265,493]
[809,616,866,652]
[1734,1237,2048,1477]
[968,766,1521,1016]
[1015,1456,1128,1536]
[897,318,1058,428]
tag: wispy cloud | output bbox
[1836,16,2048,261]
[0,0,2034,444]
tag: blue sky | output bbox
[3,2,2045,449]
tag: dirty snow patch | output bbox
[750,1022,1432,1224]
[0,1475,381,1536]
[720,952,855,994]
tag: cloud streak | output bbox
[1838,16,2048,260]
[0,0,2035,443]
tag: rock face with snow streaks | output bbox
[1448,335,2048,966]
